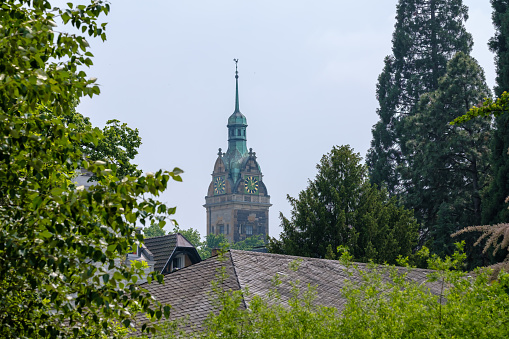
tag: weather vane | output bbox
[233,58,239,78]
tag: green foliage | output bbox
[475,111,509,227]
[64,110,142,178]
[0,1,177,337]
[185,231,266,260]
[199,234,230,260]
[477,2,509,227]
[367,0,473,195]
[144,223,167,238]
[450,91,509,125]
[403,52,492,266]
[489,0,509,98]
[339,244,509,338]
[155,245,509,338]
[230,235,266,251]
[269,145,418,265]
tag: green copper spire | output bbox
[225,59,248,184]
[234,58,240,113]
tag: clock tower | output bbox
[204,60,271,244]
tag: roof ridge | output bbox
[228,251,247,310]
[143,233,177,241]
[228,249,437,273]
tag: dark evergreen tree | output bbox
[268,145,418,265]
[404,52,492,265]
[367,0,473,195]
[482,0,509,225]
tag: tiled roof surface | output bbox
[143,234,178,273]
[134,253,241,335]
[230,250,442,310]
[134,250,442,336]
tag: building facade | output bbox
[203,62,271,243]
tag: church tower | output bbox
[204,60,271,244]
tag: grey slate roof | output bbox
[134,250,442,336]
[143,233,201,273]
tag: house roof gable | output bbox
[143,233,201,273]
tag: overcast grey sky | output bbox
[77,0,496,239]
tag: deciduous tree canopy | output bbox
[0,1,177,337]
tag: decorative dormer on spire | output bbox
[204,60,271,244]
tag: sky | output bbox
[75,0,497,239]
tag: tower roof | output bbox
[228,59,247,126]
[228,111,247,126]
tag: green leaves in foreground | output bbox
[450,91,509,125]
[0,1,178,338]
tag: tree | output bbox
[64,110,142,178]
[172,225,203,249]
[482,0,509,225]
[269,145,418,265]
[199,234,230,259]
[490,0,509,97]
[0,1,177,337]
[367,0,473,195]
[180,227,266,260]
[403,52,492,265]
[144,223,167,238]
[450,90,509,276]
[231,235,266,251]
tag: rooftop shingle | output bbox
[134,250,442,336]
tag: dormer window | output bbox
[171,255,184,271]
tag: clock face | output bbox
[244,176,259,194]
[213,176,226,195]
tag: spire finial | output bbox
[233,58,239,112]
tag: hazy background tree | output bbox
[269,145,418,264]
[144,223,167,238]
[367,0,473,195]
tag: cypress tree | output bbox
[367,0,473,195]
[482,0,509,225]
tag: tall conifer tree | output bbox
[367,0,472,195]
[483,0,509,224]
[404,53,492,264]
[269,146,418,265]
